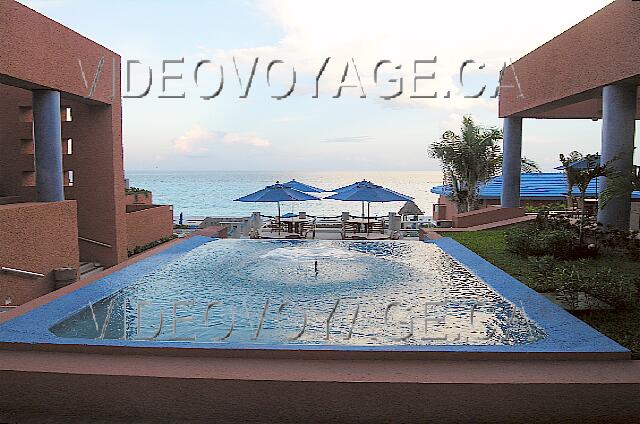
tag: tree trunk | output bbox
[578,191,586,246]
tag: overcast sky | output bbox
[21,0,635,172]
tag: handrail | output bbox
[1,266,45,278]
[78,237,113,248]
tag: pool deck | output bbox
[0,233,638,422]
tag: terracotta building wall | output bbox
[0,85,33,200]
[61,97,127,266]
[0,201,79,305]
[499,0,640,118]
[0,0,127,267]
[126,206,174,251]
[0,85,127,267]
[0,0,118,105]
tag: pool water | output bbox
[51,240,545,346]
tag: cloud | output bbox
[174,125,271,156]
[439,114,464,134]
[272,115,305,123]
[196,0,612,112]
[320,135,372,143]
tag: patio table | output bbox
[280,217,310,234]
[346,217,382,233]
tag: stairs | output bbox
[79,262,104,279]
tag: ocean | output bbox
[126,171,444,219]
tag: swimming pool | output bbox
[0,236,628,353]
[51,239,544,346]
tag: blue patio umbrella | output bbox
[332,180,363,193]
[326,180,413,221]
[234,182,321,225]
[283,179,326,193]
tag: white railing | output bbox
[1,266,45,278]
[78,237,112,248]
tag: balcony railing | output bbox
[1,266,45,278]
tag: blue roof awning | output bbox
[430,173,640,200]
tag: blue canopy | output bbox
[235,183,320,203]
[235,183,320,222]
[327,180,413,221]
[283,179,325,193]
[326,181,413,202]
[332,181,362,193]
[430,173,640,200]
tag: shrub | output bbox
[506,214,599,260]
[527,256,638,309]
[524,203,567,214]
[127,235,176,257]
[595,228,640,261]
[506,225,592,259]
[125,186,150,195]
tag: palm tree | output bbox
[559,152,610,244]
[559,151,584,208]
[600,165,640,210]
[429,115,539,212]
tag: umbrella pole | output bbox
[367,202,371,234]
[277,201,281,235]
[361,201,365,218]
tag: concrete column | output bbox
[598,84,638,230]
[388,212,401,233]
[32,90,65,202]
[500,117,523,208]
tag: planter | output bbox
[54,267,77,283]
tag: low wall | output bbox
[125,192,152,206]
[452,206,525,228]
[126,205,174,251]
[0,201,79,305]
[0,350,638,423]
[433,196,457,221]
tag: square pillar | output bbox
[32,90,65,202]
[500,117,523,208]
[597,84,637,230]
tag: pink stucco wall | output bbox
[0,201,79,305]
[433,196,458,221]
[452,206,525,228]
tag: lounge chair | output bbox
[258,230,301,239]
[300,219,316,239]
[365,232,390,240]
[367,219,385,234]
[268,219,286,233]
[341,221,359,239]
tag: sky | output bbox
[19,0,635,172]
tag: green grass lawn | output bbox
[442,227,640,358]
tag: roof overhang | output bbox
[499,0,640,120]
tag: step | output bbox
[79,262,96,274]
[80,266,104,279]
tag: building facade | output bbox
[0,0,173,305]
[498,0,639,230]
